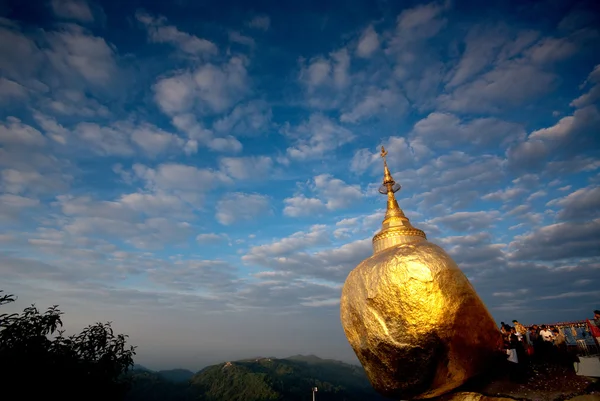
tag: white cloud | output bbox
[571,64,600,108]
[299,48,350,93]
[0,21,123,109]
[193,58,250,112]
[333,210,386,239]
[0,117,46,147]
[170,113,242,154]
[283,174,363,217]
[213,100,272,136]
[529,115,578,141]
[340,86,407,123]
[411,112,525,149]
[313,174,363,210]
[219,156,273,180]
[350,136,426,174]
[283,113,355,160]
[526,189,546,201]
[148,259,239,292]
[301,58,330,89]
[134,163,230,191]
[510,219,600,261]
[438,26,586,113]
[243,234,371,282]
[197,233,229,244]
[130,124,186,157]
[117,192,191,217]
[437,237,506,271]
[46,190,200,251]
[216,193,271,225]
[381,2,451,111]
[229,31,255,47]
[356,25,379,58]
[31,113,67,145]
[154,57,249,116]
[245,225,329,257]
[39,89,111,118]
[438,61,557,113]
[445,24,520,89]
[507,105,600,171]
[283,196,327,217]
[247,15,270,31]
[46,25,118,86]
[74,122,133,156]
[429,211,500,232]
[51,0,94,23]
[389,2,448,50]
[482,187,527,202]
[524,36,578,64]
[0,119,72,198]
[0,24,42,85]
[549,185,600,221]
[136,11,217,56]
[71,120,188,157]
[153,74,196,115]
[0,77,27,102]
[208,136,244,153]
[124,162,231,209]
[0,193,40,221]
[63,215,193,251]
[1,170,47,195]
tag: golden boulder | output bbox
[340,147,503,400]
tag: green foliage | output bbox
[192,362,280,401]
[0,290,136,401]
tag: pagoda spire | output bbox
[372,146,426,254]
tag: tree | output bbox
[0,290,136,401]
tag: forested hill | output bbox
[126,355,387,401]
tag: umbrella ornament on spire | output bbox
[372,146,426,254]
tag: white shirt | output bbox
[506,349,518,363]
[540,329,553,341]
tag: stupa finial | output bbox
[378,146,399,195]
[372,146,426,254]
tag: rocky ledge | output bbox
[432,362,599,401]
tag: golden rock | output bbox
[340,147,503,400]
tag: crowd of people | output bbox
[499,310,600,382]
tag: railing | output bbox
[522,320,599,356]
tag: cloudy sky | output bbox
[1,0,600,370]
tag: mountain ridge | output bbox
[126,354,385,401]
[132,354,360,375]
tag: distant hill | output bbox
[133,364,153,372]
[157,369,195,383]
[125,355,385,401]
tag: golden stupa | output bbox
[340,147,502,400]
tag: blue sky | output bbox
[1,0,599,370]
